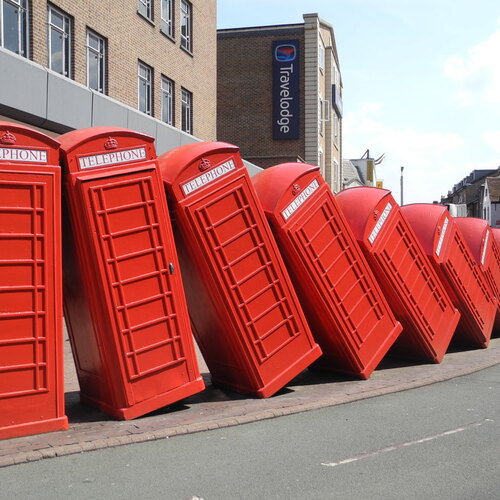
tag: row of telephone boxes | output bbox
[1,122,499,440]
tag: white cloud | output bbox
[444,18,500,107]
[483,130,500,154]
[343,102,465,204]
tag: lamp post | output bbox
[400,166,404,206]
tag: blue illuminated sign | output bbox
[272,39,300,140]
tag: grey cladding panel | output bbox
[127,109,158,137]
[46,72,92,129]
[92,92,128,128]
[0,48,47,123]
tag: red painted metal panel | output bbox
[0,122,67,440]
[336,187,459,363]
[252,163,402,379]
[59,127,204,420]
[158,142,321,397]
[492,228,500,254]
[402,204,496,348]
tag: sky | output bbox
[217,0,500,205]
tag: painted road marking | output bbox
[321,419,493,468]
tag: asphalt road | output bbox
[2,364,500,500]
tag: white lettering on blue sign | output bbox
[273,40,299,140]
[276,64,294,134]
[281,179,320,221]
[181,159,236,195]
[0,147,47,163]
[435,217,449,257]
[368,202,392,244]
[78,147,147,169]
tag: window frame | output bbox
[86,29,106,94]
[0,0,29,57]
[318,95,329,136]
[333,113,339,146]
[180,0,192,53]
[137,0,153,21]
[161,75,174,125]
[181,87,193,134]
[161,0,174,38]
[138,61,153,116]
[318,39,325,73]
[47,4,72,78]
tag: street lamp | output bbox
[400,166,404,206]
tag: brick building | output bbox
[441,169,499,218]
[0,0,216,141]
[482,176,500,227]
[217,13,343,191]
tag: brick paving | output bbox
[1,334,500,469]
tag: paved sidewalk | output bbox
[2,335,500,468]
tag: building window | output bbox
[48,5,71,77]
[318,96,322,135]
[138,61,153,115]
[180,0,192,52]
[318,95,330,138]
[161,76,174,125]
[137,0,152,21]
[1,0,28,57]
[161,0,174,38]
[181,88,192,134]
[318,40,325,72]
[333,158,339,192]
[333,114,339,146]
[86,30,106,93]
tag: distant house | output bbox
[341,151,384,190]
[342,159,364,188]
[441,169,498,218]
[482,177,500,227]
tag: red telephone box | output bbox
[0,122,68,439]
[336,187,459,363]
[401,204,496,348]
[492,228,500,256]
[158,142,321,398]
[59,127,204,420]
[252,163,402,379]
[454,217,500,328]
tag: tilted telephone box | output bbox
[402,204,496,348]
[336,187,459,363]
[158,142,322,397]
[454,217,500,331]
[59,127,204,420]
[252,162,402,379]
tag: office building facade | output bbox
[0,0,216,141]
[217,13,343,191]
